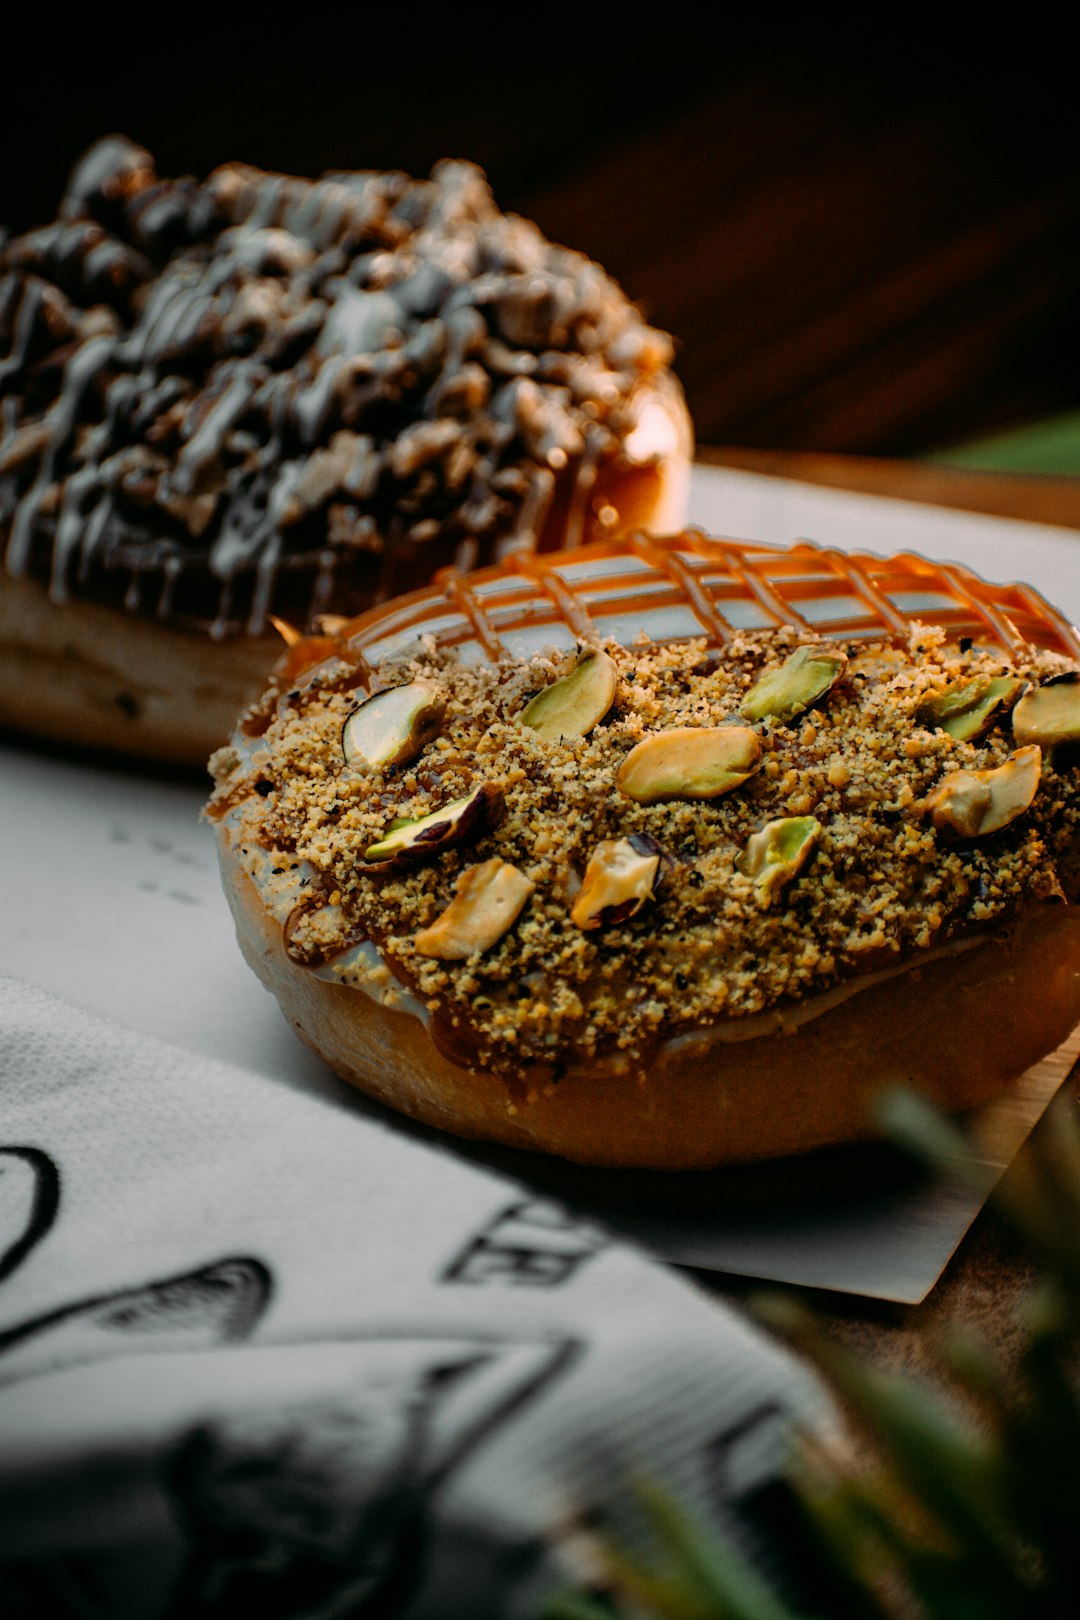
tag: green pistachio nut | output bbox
[364,782,503,866]
[917,675,1021,742]
[740,645,847,724]
[738,815,821,904]
[616,726,762,804]
[342,681,445,769]
[1012,674,1080,748]
[570,834,666,929]
[520,648,617,742]
[413,858,535,959]
[925,746,1041,837]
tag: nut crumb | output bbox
[209,628,1080,1080]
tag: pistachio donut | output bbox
[207,534,1080,1168]
[0,137,690,766]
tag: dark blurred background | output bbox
[4,30,1077,461]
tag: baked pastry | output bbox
[208,532,1080,1168]
[0,136,690,765]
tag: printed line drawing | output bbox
[0,1152,584,1615]
[0,1146,60,1286]
[167,1331,580,1617]
[442,1198,610,1288]
[0,1255,272,1385]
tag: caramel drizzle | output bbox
[514,552,597,644]
[889,549,1027,656]
[623,531,730,643]
[815,546,913,638]
[1009,580,1080,655]
[659,530,814,640]
[335,533,1080,664]
[437,568,504,659]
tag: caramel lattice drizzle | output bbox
[330,530,1080,664]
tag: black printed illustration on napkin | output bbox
[0,1146,59,1286]
[167,1331,580,1618]
[442,1198,610,1287]
[0,1255,272,1387]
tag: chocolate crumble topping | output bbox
[1,135,683,638]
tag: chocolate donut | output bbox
[208,533,1080,1168]
[0,137,690,764]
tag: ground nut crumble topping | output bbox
[208,626,1080,1081]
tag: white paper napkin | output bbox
[0,974,829,1619]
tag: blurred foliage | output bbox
[547,1087,1080,1619]
[929,411,1080,478]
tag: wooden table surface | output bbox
[700,446,1080,532]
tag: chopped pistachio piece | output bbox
[737,816,821,905]
[342,681,445,769]
[570,834,664,930]
[519,648,617,742]
[414,859,535,959]
[740,644,847,723]
[383,816,415,834]
[925,746,1041,837]
[364,782,503,866]
[917,675,1021,741]
[616,726,762,804]
[1013,674,1080,748]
